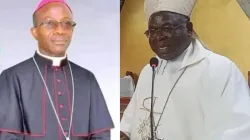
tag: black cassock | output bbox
[0,53,114,140]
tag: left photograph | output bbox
[0,0,120,140]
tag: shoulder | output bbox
[1,58,34,76]
[134,64,152,85]
[201,52,244,86]
[138,64,151,78]
[204,52,239,75]
[207,52,233,66]
[197,51,238,75]
[68,61,96,79]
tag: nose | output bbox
[156,32,171,41]
[54,23,64,34]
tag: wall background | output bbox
[121,0,250,80]
[0,0,120,139]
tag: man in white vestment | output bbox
[120,0,250,140]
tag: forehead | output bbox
[36,2,72,20]
[148,11,187,28]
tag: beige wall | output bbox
[120,0,250,79]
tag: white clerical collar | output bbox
[36,49,67,66]
[155,44,190,75]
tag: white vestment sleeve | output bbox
[120,65,149,138]
[204,62,250,140]
[120,92,136,138]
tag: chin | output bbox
[158,54,176,60]
[50,49,66,57]
[50,47,67,56]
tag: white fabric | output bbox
[120,39,250,140]
[36,49,67,66]
[120,75,135,97]
[144,0,197,21]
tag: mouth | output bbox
[159,46,168,50]
[158,46,169,53]
[52,40,67,45]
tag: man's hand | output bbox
[120,131,129,140]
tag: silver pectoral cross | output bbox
[66,137,70,140]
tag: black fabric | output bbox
[0,53,114,140]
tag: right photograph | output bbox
[120,0,250,140]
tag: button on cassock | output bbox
[59,104,64,108]
[57,92,62,95]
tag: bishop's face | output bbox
[31,2,76,57]
[146,11,193,60]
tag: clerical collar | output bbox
[34,50,68,67]
[156,43,191,75]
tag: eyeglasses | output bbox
[144,22,187,38]
[38,20,76,30]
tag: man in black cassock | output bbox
[0,0,114,140]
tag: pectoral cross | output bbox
[147,130,164,140]
[66,137,70,140]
